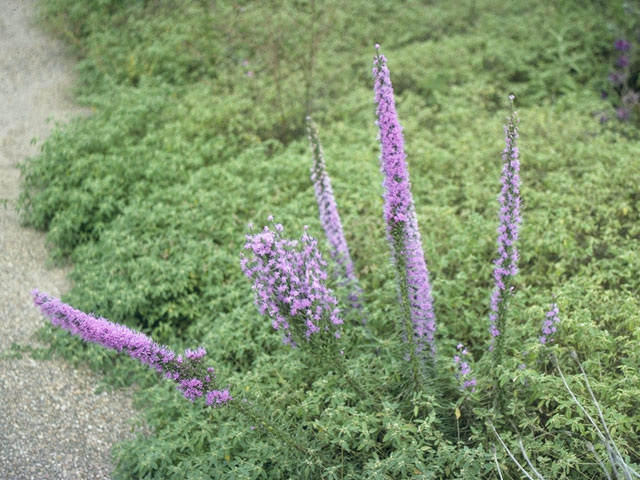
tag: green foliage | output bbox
[21,0,640,477]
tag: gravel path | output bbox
[0,2,139,478]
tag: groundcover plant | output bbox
[30,46,640,479]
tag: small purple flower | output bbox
[614,39,631,52]
[616,55,630,68]
[599,114,609,124]
[539,302,560,345]
[31,290,232,407]
[373,48,436,358]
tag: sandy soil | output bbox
[0,2,139,478]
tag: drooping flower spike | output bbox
[31,290,231,407]
[372,45,436,358]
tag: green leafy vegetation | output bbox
[21,0,640,478]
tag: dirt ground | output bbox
[0,2,138,478]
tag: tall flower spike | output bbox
[372,46,436,359]
[306,116,363,314]
[489,95,521,356]
[31,290,231,407]
[241,221,343,347]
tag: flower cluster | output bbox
[306,116,363,313]
[372,45,436,357]
[539,302,560,345]
[31,290,231,407]
[453,343,476,392]
[241,220,343,346]
[489,96,521,348]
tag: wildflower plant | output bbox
[372,45,437,382]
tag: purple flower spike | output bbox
[31,290,231,407]
[241,221,343,346]
[306,116,364,315]
[539,302,560,345]
[614,39,631,52]
[489,97,521,350]
[372,49,436,358]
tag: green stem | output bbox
[392,226,423,391]
[334,353,370,401]
[235,400,324,468]
[491,279,513,412]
